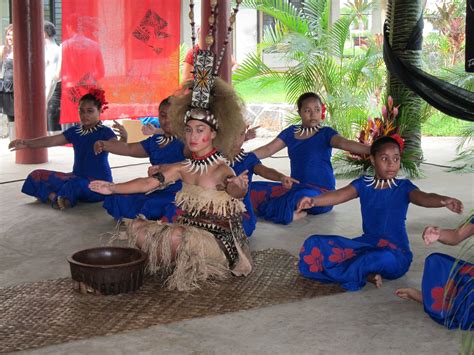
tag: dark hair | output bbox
[44,21,56,38]
[159,96,171,110]
[370,136,401,156]
[79,93,102,110]
[297,92,322,111]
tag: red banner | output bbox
[60,0,180,123]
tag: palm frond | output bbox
[327,15,355,58]
[232,53,275,84]
[243,0,309,34]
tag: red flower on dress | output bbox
[270,185,289,198]
[328,247,356,263]
[431,279,457,312]
[250,190,266,208]
[459,265,474,277]
[377,239,397,250]
[303,247,324,273]
[31,170,53,181]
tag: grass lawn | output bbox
[234,78,469,137]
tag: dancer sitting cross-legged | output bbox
[296,136,463,291]
[94,97,186,222]
[9,89,116,210]
[90,78,253,291]
[249,92,370,225]
[396,215,473,330]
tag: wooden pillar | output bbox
[201,0,232,84]
[13,0,47,164]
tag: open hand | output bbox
[112,120,128,142]
[89,180,116,195]
[281,175,299,189]
[244,126,260,141]
[8,139,29,151]
[441,198,463,214]
[141,123,163,136]
[227,170,249,191]
[296,197,314,213]
[422,225,440,246]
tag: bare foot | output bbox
[395,288,423,304]
[48,192,60,209]
[293,210,308,221]
[367,274,383,288]
[57,197,71,210]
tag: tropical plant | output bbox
[332,96,422,178]
[235,0,385,139]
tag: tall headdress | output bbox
[169,0,246,159]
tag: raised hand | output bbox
[244,126,260,142]
[227,170,249,191]
[141,123,163,136]
[89,180,116,195]
[422,225,440,246]
[281,175,299,189]
[441,198,463,214]
[112,120,128,142]
[296,197,314,212]
[8,139,29,151]
[94,140,106,155]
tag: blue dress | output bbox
[230,151,262,237]
[250,126,338,225]
[22,123,116,207]
[102,135,185,221]
[421,220,473,330]
[299,176,417,291]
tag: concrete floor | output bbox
[0,136,472,354]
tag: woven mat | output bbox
[0,249,344,353]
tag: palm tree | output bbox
[235,0,385,138]
[385,0,424,160]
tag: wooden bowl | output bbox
[68,247,147,295]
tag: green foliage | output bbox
[447,123,474,173]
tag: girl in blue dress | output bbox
[93,98,185,221]
[8,89,116,209]
[297,136,464,291]
[229,128,298,236]
[396,216,473,330]
[249,92,370,225]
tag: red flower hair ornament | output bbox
[88,88,109,112]
[321,103,326,120]
[390,133,404,153]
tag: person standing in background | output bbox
[44,21,62,135]
[0,24,14,141]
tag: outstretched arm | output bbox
[331,135,370,155]
[94,139,147,157]
[252,137,286,160]
[89,163,182,195]
[9,134,68,150]
[409,190,463,214]
[422,223,474,246]
[297,184,358,212]
[253,164,299,189]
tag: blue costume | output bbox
[250,125,338,225]
[420,219,473,330]
[102,135,185,221]
[230,150,262,236]
[22,123,116,207]
[299,176,417,291]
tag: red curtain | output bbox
[60,0,180,123]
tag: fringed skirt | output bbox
[126,215,252,291]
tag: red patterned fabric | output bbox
[61,0,180,123]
